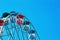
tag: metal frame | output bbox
[0,12,40,40]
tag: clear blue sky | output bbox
[0,0,60,40]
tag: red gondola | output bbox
[0,20,4,26]
[17,14,24,19]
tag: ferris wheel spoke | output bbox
[9,14,21,40]
[0,35,3,40]
[26,32,29,40]
[29,23,40,40]
[10,21,20,40]
[10,23,16,40]
[19,25,25,40]
[3,26,10,40]
[8,36,10,40]
[13,23,20,40]
[23,18,30,40]
[31,25,40,40]
[24,16,40,40]
[4,25,14,40]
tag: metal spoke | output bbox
[19,25,25,40]
[4,25,14,40]
[14,23,20,40]
[0,36,3,40]
[10,17,20,40]
[24,16,40,40]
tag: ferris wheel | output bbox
[0,11,40,40]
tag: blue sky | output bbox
[0,0,60,40]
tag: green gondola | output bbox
[23,20,30,25]
[2,12,10,18]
